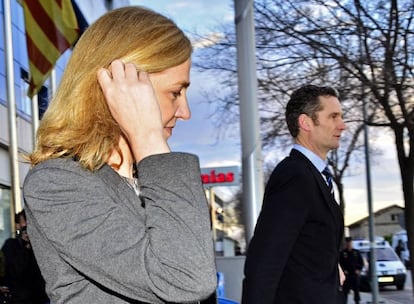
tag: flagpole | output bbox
[50,68,57,97]
[31,94,39,146]
[3,0,21,227]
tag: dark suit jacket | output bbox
[242,149,344,304]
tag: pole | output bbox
[356,0,379,300]
[31,94,39,146]
[3,0,21,228]
[363,93,379,303]
[50,68,57,97]
[209,188,217,242]
[234,0,264,243]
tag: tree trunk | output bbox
[395,128,414,293]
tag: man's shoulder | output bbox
[277,150,309,167]
[2,238,19,245]
[270,156,303,179]
[1,238,21,252]
[274,150,318,176]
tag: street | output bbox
[360,270,413,304]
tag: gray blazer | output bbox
[23,152,217,303]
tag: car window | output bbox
[376,248,399,261]
[360,247,400,262]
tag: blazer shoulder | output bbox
[274,150,316,176]
[23,158,112,197]
[27,158,85,175]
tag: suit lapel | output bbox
[290,149,344,249]
[290,150,341,218]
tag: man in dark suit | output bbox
[1,210,49,304]
[339,237,364,304]
[242,85,346,304]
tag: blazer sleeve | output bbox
[23,152,216,303]
[242,160,312,303]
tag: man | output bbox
[242,85,346,304]
[1,210,49,304]
[339,237,364,304]
[395,239,405,261]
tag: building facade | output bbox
[348,204,405,240]
[1,0,36,246]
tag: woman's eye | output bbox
[172,91,182,98]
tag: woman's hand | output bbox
[97,60,170,162]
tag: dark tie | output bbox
[322,167,333,194]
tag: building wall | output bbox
[348,205,404,240]
[0,0,34,246]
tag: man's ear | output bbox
[298,113,311,131]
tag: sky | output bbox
[90,0,404,226]
[126,0,238,165]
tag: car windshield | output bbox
[361,247,399,262]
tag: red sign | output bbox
[201,170,234,184]
[200,166,240,187]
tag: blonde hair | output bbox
[29,6,192,171]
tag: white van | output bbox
[352,238,407,290]
[392,230,410,267]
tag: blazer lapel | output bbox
[307,159,344,246]
[312,167,340,212]
[290,149,344,249]
[290,150,341,217]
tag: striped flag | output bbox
[20,0,87,98]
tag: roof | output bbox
[348,204,404,227]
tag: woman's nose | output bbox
[177,97,191,120]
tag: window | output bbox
[18,68,32,116]
[20,68,49,119]
[390,213,402,222]
[0,186,12,247]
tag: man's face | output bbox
[18,216,29,243]
[308,95,346,156]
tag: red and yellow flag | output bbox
[21,0,83,98]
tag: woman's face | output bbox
[149,59,192,139]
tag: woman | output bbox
[23,6,217,303]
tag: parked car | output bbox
[353,238,407,290]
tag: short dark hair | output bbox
[285,85,339,138]
[15,209,26,224]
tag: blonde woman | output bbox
[23,6,216,303]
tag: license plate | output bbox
[378,277,394,283]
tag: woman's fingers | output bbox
[96,60,168,161]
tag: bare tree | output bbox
[195,0,414,289]
[194,4,373,213]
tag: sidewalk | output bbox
[359,292,395,304]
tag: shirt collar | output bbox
[293,143,327,172]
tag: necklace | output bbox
[121,176,140,196]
